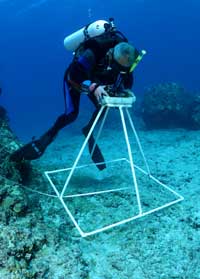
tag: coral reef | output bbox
[190,94,200,129]
[0,176,28,224]
[0,105,43,277]
[0,101,200,278]
[140,82,200,129]
[0,105,90,278]
[0,222,47,278]
[0,106,23,181]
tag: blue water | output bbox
[0,0,200,141]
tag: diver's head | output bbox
[113,42,138,69]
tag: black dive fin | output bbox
[10,140,44,162]
[82,127,106,171]
[10,128,57,162]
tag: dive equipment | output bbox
[129,50,147,73]
[64,20,109,51]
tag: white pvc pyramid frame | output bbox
[45,97,184,237]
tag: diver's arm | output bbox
[68,48,96,85]
[123,72,134,89]
[121,72,136,100]
[68,48,109,101]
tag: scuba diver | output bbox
[10,18,142,170]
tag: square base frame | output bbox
[44,98,184,237]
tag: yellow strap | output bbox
[129,50,147,73]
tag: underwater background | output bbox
[1,1,200,279]
[0,0,200,141]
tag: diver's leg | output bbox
[82,92,107,131]
[82,94,106,170]
[10,88,80,162]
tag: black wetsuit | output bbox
[10,39,134,166]
[51,45,133,135]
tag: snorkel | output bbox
[129,49,147,73]
[109,49,147,96]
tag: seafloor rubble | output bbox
[1,92,200,278]
[140,82,200,129]
[0,106,89,278]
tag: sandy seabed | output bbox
[0,23,199,277]
[25,120,200,279]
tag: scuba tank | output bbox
[64,20,110,51]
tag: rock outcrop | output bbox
[140,83,200,129]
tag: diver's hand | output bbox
[94,86,109,102]
[90,83,109,102]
